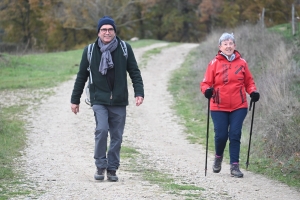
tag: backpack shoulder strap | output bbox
[87,43,94,65]
[120,40,128,60]
[87,43,95,84]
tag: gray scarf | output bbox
[98,37,118,75]
[221,52,235,61]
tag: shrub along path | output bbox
[15,42,300,199]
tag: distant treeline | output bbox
[0,0,299,52]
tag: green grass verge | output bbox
[268,23,300,41]
[0,50,82,90]
[268,23,300,63]
[0,106,30,199]
[127,39,166,48]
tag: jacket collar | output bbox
[217,50,241,61]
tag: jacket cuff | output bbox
[135,94,144,98]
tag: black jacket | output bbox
[71,37,144,106]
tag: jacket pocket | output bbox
[213,88,220,105]
[236,66,245,83]
[239,86,246,103]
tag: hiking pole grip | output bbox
[246,101,255,170]
[205,98,210,176]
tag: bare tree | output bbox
[55,0,144,30]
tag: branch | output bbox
[118,17,147,27]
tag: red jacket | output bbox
[200,50,257,112]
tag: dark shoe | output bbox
[94,168,106,180]
[107,170,118,182]
[230,164,244,178]
[213,155,223,173]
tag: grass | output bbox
[127,39,166,48]
[268,23,300,41]
[0,106,29,199]
[120,146,139,159]
[121,146,205,199]
[0,50,82,90]
[139,42,179,68]
[245,152,300,188]
[143,169,204,198]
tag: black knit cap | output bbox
[97,16,116,33]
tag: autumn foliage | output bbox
[0,0,299,52]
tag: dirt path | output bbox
[15,42,300,199]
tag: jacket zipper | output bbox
[239,87,244,103]
[216,89,220,109]
[93,84,96,101]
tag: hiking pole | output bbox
[205,98,210,176]
[246,100,255,170]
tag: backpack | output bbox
[84,41,128,105]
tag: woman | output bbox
[200,33,260,178]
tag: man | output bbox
[70,16,144,182]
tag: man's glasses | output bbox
[100,28,114,33]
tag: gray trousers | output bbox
[92,105,126,171]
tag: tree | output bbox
[0,0,46,51]
[197,0,222,33]
[0,0,146,51]
[141,0,203,42]
[1,0,300,51]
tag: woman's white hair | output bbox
[219,33,235,45]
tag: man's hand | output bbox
[71,104,80,114]
[135,96,144,106]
